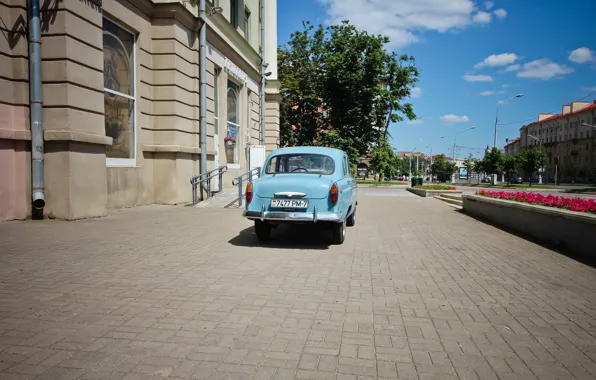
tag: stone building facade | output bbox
[0,0,280,221]
[519,100,596,183]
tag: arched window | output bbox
[226,80,240,164]
[103,17,136,165]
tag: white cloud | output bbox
[472,11,491,23]
[493,8,507,19]
[484,1,494,10]
[568,47,595,64]
[502,84,510,88]
[516,59,574,80]
[475,53,519,68]
[504,64,521,72]
[440,114,470,123]
[582,86,596,92]
[479,90,504,96]
[462,74,493,82]
[410,87,422,98]
[407,118,424,125]
[318,0,503,48]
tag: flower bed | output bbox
[476,190,596,214]
[415,185,456,191]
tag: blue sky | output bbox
[277,0,596,159]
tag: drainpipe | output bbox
[199,0,207,177]
[28,0,45,217]
[259,0,266,146]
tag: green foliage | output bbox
[369,139,401,182]
[502,155,519,184]
[278,21,419,160]
[430,154,457,182]
[517,148,546,186]
[481,147,504,175]
[472,159,485,184]
[502,155,518,174]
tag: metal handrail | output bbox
[232,167,261,207]
[190,165,228,205]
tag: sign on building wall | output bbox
[224,58,248,87]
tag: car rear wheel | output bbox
[254,221,271,241]
[346,208,356,227]
[331,218,346,244]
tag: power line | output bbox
[498,91,596,126]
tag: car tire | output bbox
[346,208,356,227]
[254,221,271,241]
[331,218,346,245]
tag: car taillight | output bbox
[330,183,338,205]
[246,182,253,203]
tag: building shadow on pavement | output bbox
[228,224,332,250]
[457,209,596,269]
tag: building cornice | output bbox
[143,1,262,82]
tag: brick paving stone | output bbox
[0,191,595,379]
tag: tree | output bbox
[472,159,484,184]
[462,155,475,184]
[430,154,457,182]
[369,138,398,182]
[481,147,504,178]
[278,21,419,165]
[502,155,518,184]
[517,148,546,186]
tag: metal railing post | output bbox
[238,176,243,207]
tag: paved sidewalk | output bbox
[1,191,596,380]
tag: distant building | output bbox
[515,100,596,183]
[504,138,521,156]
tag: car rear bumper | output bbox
[243,206,344,223]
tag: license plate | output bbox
[271,199,308,208]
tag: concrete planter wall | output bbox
[406,188,463,198]
[463,195,596,258]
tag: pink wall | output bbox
[0,104,30,221]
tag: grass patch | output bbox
[357,179,407,185]
[462,183,555,190]
[565,188,596,194]
[415,185,457,190]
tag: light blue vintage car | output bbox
[242,146,358,244]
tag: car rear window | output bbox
[266,154,335,175]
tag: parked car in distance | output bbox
[242,146,358,244]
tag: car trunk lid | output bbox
[255,174,332,199]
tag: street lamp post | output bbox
[493,93,524,184]
[527,134,543,184]
[452,126,475,183]
[424,136,444,181]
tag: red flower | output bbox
[475,190,596,214]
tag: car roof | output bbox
[269,146,346,159]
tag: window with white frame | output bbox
[103,17,136,165]
[226,80,240,164]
